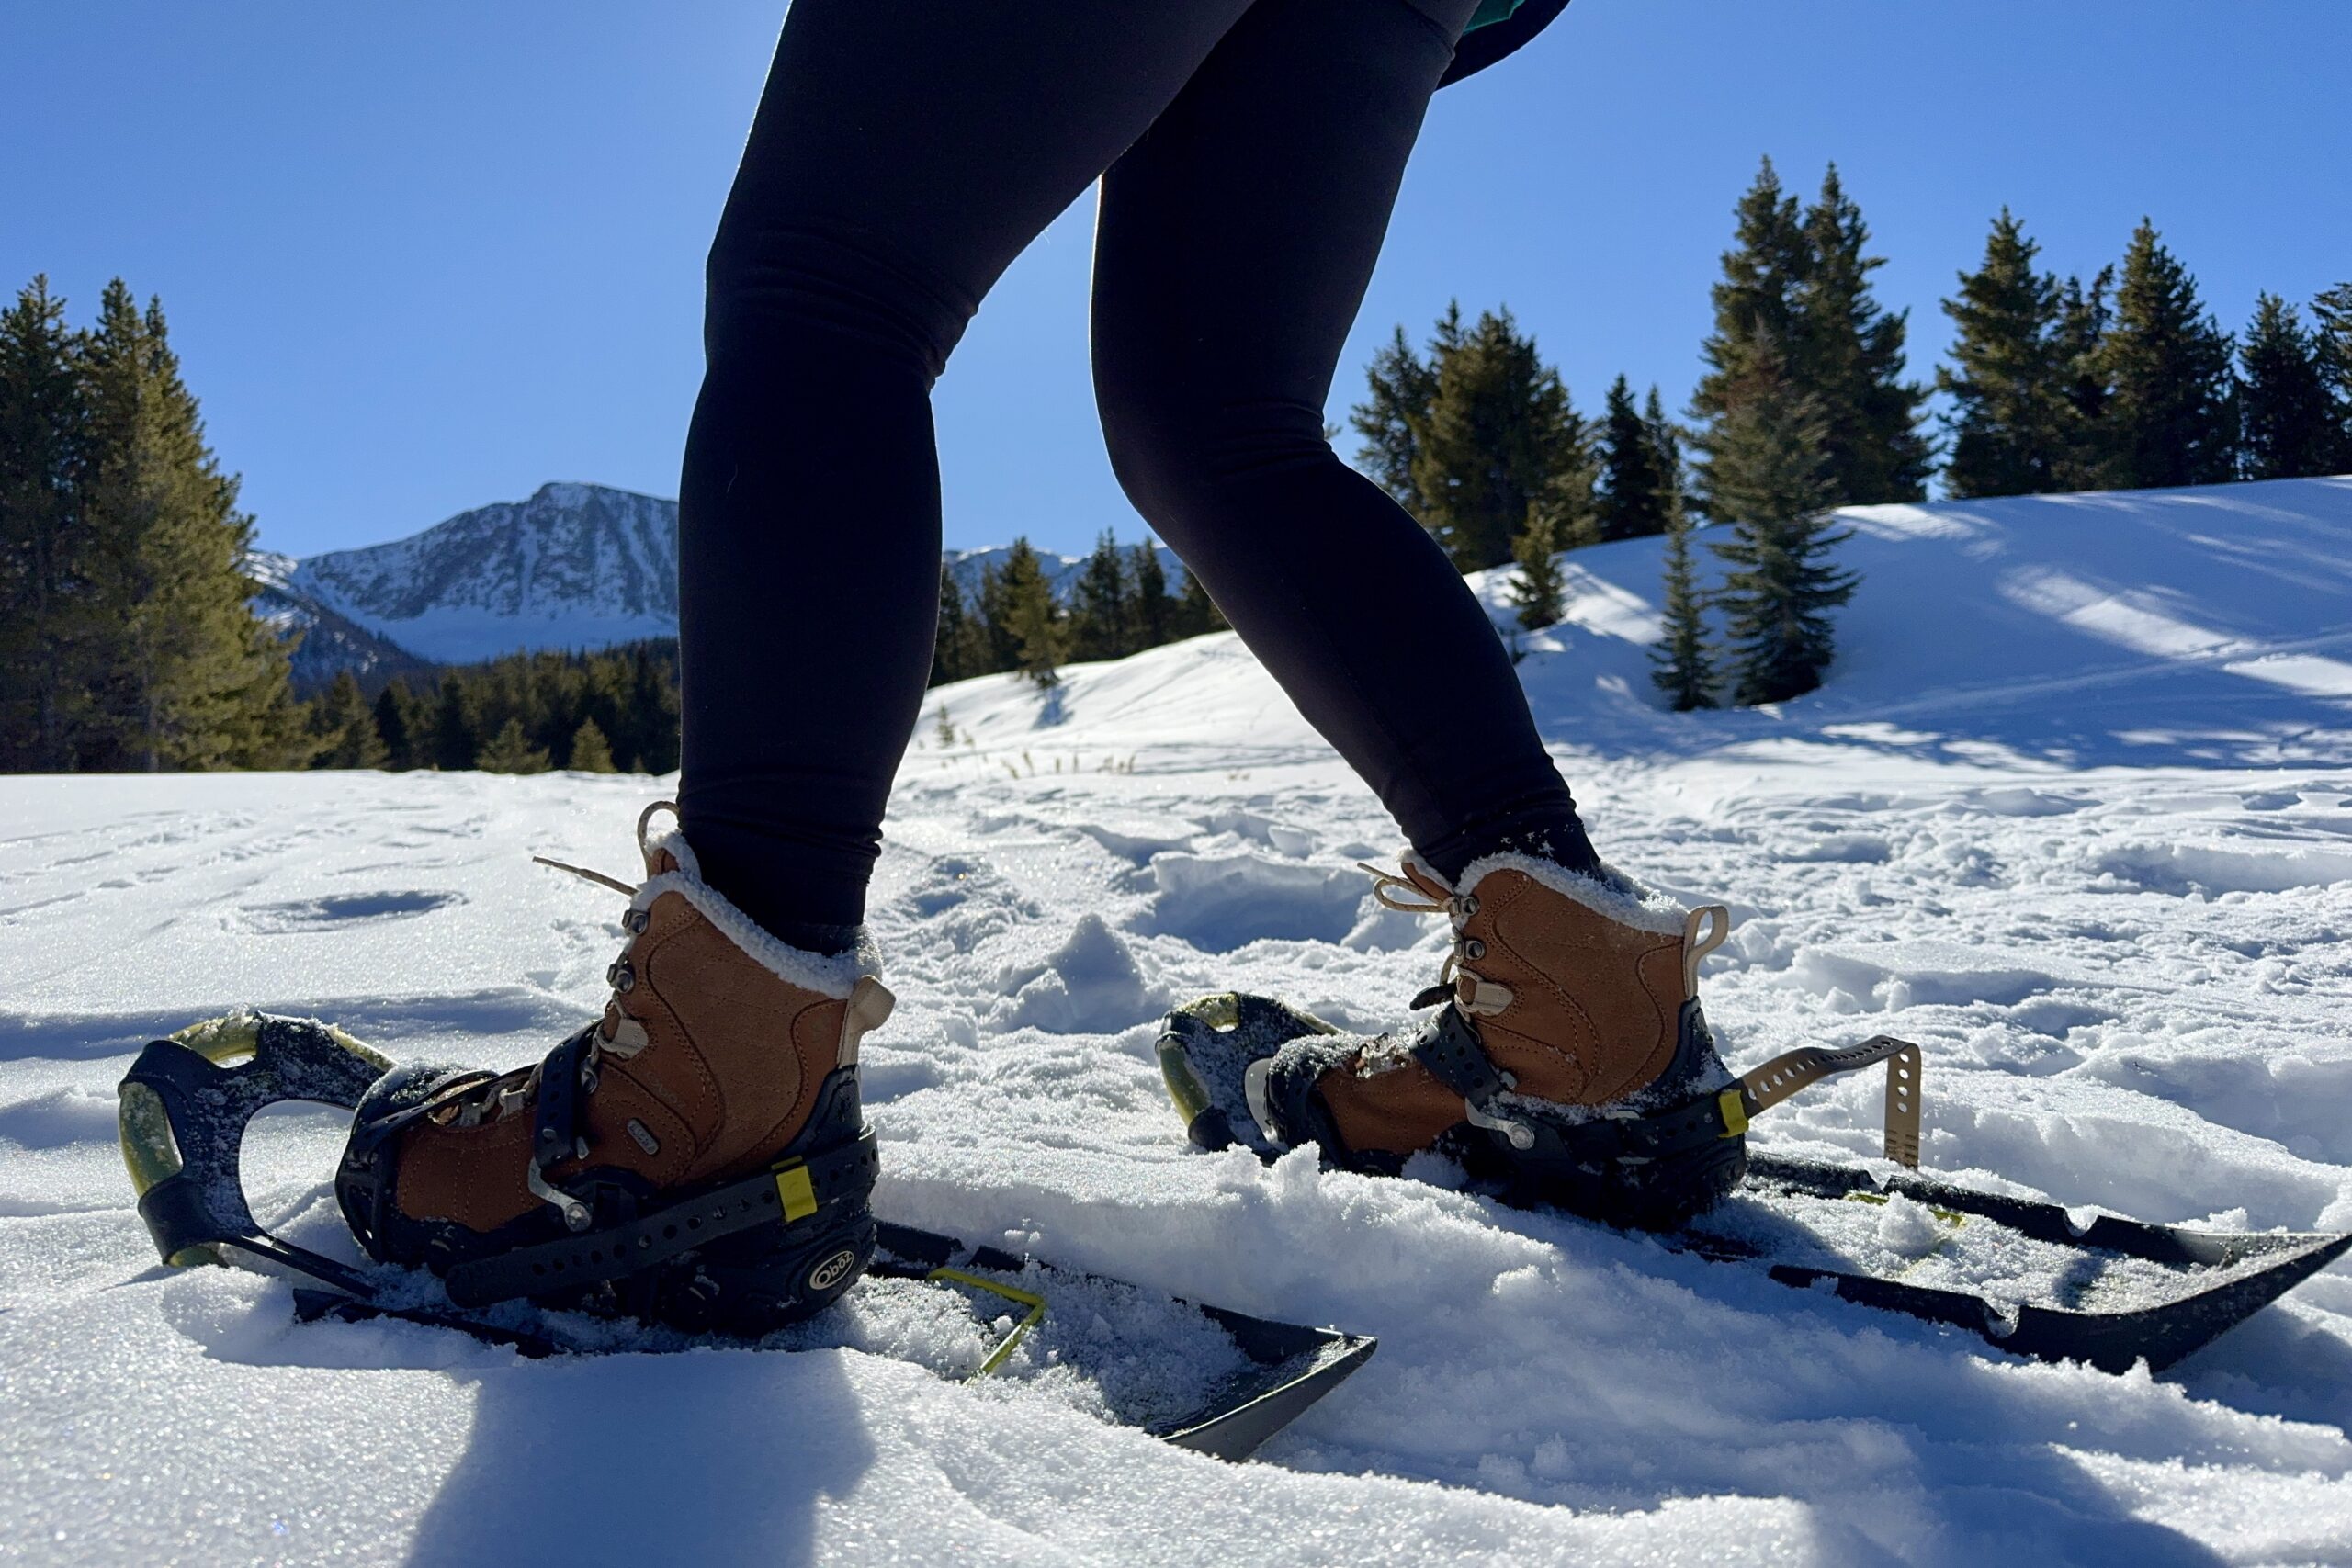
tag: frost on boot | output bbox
[1160,854,1744,1229]
[334,802,894,1330]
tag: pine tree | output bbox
[1069,530,1132,661]
[994,537,1064,687]
[1796,165,1931,503]
[1408,308,1591,571]
[2090,221,2239,489]
[1508,501,1566,630]
[626,644,680,773]
[2052,269,2114,491]
[1704,337,1855,705]
[1593,376,1672,541]
[429,672,473,770]
[1690,157,1809,481]
[1351,302,1463,513]
[931,566,988,686]
[1939,210,2075,499]
[476,716,550,773]
[0,276,95,770]
[309,669,387,768]
[568,716,616,773]
[2305,282,2352,469]
[75,283,296,770]
[1651,503,1713,711]
[2238,294,2338,480]
[1695,162,1927,513]
[1129,542,1174,649]
[1644,387,1685,507]
[371,680,418,769]
[1174,565,1227,638]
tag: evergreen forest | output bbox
[6,159,2347,771]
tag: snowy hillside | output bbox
[8,476,2352,1563]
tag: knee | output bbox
[1097,379,1331,527]
[703,215,970,384]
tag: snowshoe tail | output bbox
[1713,1155,2352,1372]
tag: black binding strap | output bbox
[1408,1007,1514,1103]
[443,1127,880,1308]
[531,1026,597,1175]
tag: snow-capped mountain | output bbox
[245,550,437,687]
[283,483,681,668]
[259,482,1185,680]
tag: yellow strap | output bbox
[1717,1088,1750,1138]
[927,1267,1048,1380]
[773,1161,818,1222]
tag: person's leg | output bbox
[680,0,1261,948]
[1091,0,1597,883]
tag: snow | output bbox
[7,475,2352,1564]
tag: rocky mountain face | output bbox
[258,482,1185,687]
[283,483,681,669]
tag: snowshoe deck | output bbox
[1159,992,2349,1373]
[288,1219,1374,1460]
[1690,1153,2352,1371]
[117,1012,1373,1461]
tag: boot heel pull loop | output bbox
[1682,905,1732,995]
[838,976,896,1068]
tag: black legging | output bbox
[679,0,1591,947]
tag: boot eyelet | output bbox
[607,958,636,992]
[1460,895,1479,917]
[1463,939,1487,961]
[625,908,650,934]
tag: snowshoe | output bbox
[116,1010,1376,1461]
[1159,991,2350,1371]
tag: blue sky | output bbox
[5,1,2346,560]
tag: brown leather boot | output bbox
[1165,852,1744,1227]
[336,802,895,1329]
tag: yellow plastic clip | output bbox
[927,1267,1048,1381]
[1717,1088,1751,1139]
[772,1161,818,1223]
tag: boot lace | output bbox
[435,854,647,1130]
[1359,863,1514,1017]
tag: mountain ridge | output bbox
[259,481,1183,684]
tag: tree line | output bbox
[8,160,2346,770]
[929,535,1226,690]
[303,642,681,775]
[1351,158,2351,711]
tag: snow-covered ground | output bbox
[6,476,2352,1565]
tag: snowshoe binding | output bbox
[1162,853,1793,1229]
